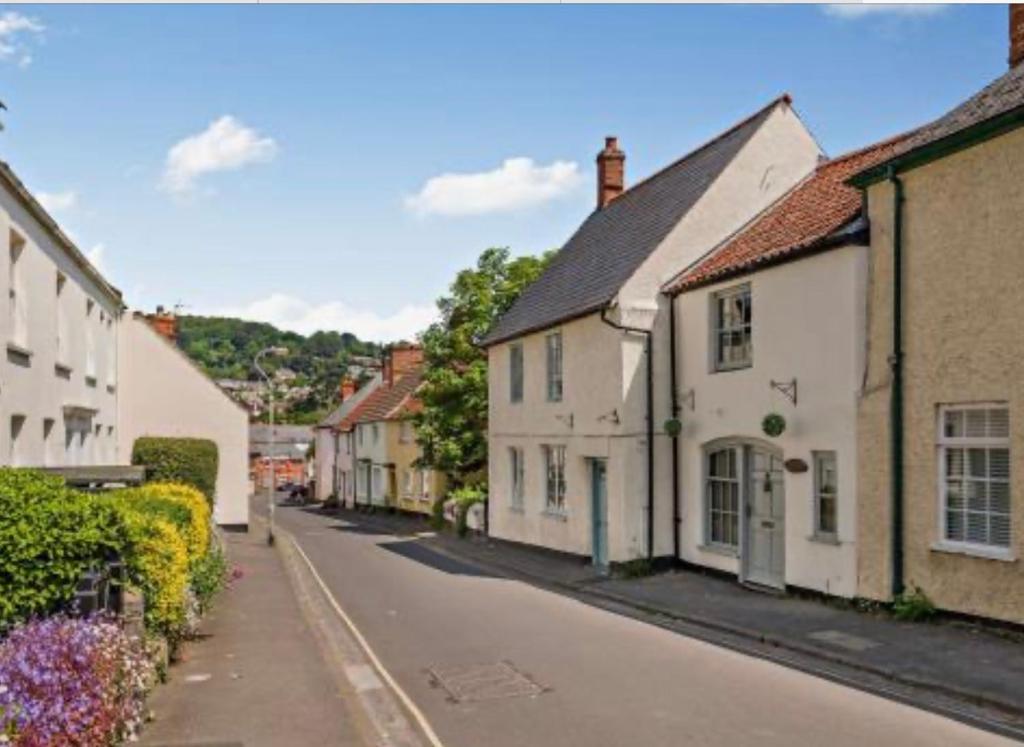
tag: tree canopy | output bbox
[415,246,554,486]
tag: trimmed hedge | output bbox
[132,437,219,505]
[0,469,125,628]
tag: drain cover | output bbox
[428,661,545,703]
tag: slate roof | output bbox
[338,369,423,430]
[853,62,1024,184]
[666,131,916,294]
[480,96,792,347]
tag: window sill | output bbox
[7,341,32,359]
[541,508,568,521]
[698,543,738,558]
[808,533,841,546]
[930,541,1016,563]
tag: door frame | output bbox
[740,444,785,590]
[589,457,609,570]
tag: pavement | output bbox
[139,524,391,747]
[264,501,1020,747]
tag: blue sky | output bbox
[0,3,1009,341]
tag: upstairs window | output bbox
[9,230,26,347]
[400,420,414,443]
[509,343,524,403]
[713,285,752,371]
[939,405,1011,550]
[56,273,68,364]
[545,332,563,402]
[85,299,96,378]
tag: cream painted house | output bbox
[663,136,911,596]
[483,97,823,566]
[314,374,381,502]
[118,314,250,527]
[852,9,1024,623]
[0,161,122,469]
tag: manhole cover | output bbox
[428,661,545,703]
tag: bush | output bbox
[0,615,153,746]
[0,469,125,629]
[132,437,219,506]
[429,496,447,530]
[190,543,228,614]
[115,483,211,565]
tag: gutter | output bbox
[668,297,681,561]
[600,306,655,561]
[887,167,906,599]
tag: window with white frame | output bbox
[939,404,1011,549]
[813,451,838,539]
[85,299,96,378]
[420,469,431,499]
[372,467,383,499]
[372,423,380,444]
[400,420,414,443]
[706,447,740,547]
[9,231,27,347]
[545,332,563,402]
[509,343,524,403]
[56,273,68,364]
[358,426,364,446]
[713,285,752,371]
[509,447,524,508]
[403,468,414,496]
[543,445,566,512]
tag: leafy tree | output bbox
[416,246,554,486]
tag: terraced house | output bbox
[852,5,1024,624]
[340,344,445,514]
[483,97,823,567]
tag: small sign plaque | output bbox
[784,458,808,474]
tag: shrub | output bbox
[0,615,153,746]
[0,469,125,629]
[429,496,447,530]
[190,543,228,614]
[115,483,211,565]
[112,501,190,642]
[132,437,219,506]
[893,584,936,622]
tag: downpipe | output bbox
[888,167,906,599]
[668,296,681,562]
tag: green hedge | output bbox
[0,469,125,628]
[132,437,219,505]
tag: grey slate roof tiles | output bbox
[480,97,788,347]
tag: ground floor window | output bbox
[706,447,740,548]
[813,451,838,539]
[509,447,524,508]
[939,404,1010,549]
[543,445,566,512]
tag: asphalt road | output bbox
[273,503,1016,747]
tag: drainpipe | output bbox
[888,167,906,599]
[668,296,681,562]
[600,307,655,561]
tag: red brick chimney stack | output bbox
[384,343,423,387]
[596,136,625,209]
[1011,4,1024,68]
[339,377,357,401]
[146,305,178,344]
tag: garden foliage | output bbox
[131,437,219,505]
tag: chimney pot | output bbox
[1011,4,1024,68]
[596,136,625,209]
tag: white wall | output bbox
[674,245,867,596]
[118,315,249,526]
[0,181,120,468]
[313,426,337,500]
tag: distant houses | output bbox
[483,5,1024,625]
[0,163,249,526]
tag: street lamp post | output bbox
[255,346,289,546]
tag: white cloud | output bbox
[36,190,77,213]
[0,12,43,67]
[405,157,582,217]
[822,4,946,20]
[204,293,436,343]
[86,243,106,274]
[161,115,278,195]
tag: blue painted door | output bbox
[591,459,608,569]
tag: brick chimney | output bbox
[1011,4,1024,68]
[146,305,178,344]
[339,377,357,401]
[384,343,423,387]
[596,136,625,209]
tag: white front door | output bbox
[743,448,785,589]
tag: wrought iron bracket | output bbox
[770,378,798,406]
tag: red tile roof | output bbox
[337,369,423,430]
[664,131,916,294]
